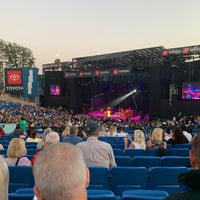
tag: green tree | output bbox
[54,58,61,64]
[0,39,35,67]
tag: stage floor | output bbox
[87,111,149,122]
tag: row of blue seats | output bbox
[113,148,189,157]
[0,147,190,159]
[116,156,191,168]
[9,188,169,200]
[0,148,37,155]
[8,166,191,196]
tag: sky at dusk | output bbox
[1,0,200,73]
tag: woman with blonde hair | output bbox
[0,157,9,200]
[146,127,167,150]
[98,124,107,137]
[62,124,70,137]
[124,129,146,150]
[4,138,31,166]
[107,125,117,137]
[37,127,53,150]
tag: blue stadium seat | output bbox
[8,166,34,193]
[121,190,169,200]
[87,189,120,200]
[27,149,37,155]
[144,149,158,156]
[167,144,172,149]
[168,148,189,156]
[88,166,110,190]
[113,149,124,156]
[124,149,145,158]
[115,156,132,167]
[148,167,189,194]
[109,167,148,196]
[160,156,191,167]
[173,144,191,149]
[0,149,7,155]
[15,188,34,194]
[132,156,160,168]
[8,193,34,200]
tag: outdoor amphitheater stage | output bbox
[87,110,150,122]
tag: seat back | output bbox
[160,156,191,167]
[168,148,189,156]
[148,167,188,194]
[109,167,148,196]
[173,144,191,149]
[144,149,158,156]
[8,193,34,200]
[124,149,145,158]
[115,156,132,167]
[8,166,34,193]
[87,189,118,200]
[15,188,34,194]
[121,189,169,200]
[113,148,124,156]
[88,166,110,190]
[132,156,160,168]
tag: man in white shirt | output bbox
[76,121,116,169]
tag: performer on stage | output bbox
[107,107,111,118]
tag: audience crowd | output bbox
[0,99,200,199]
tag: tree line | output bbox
[0,39,35,68]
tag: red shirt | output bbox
[0,130,5,136]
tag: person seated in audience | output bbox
[61,123,70,138]
[116,126,128,137]
[77,127,87,139]
[107,125,117,137]
[76,121,116,169]
[12,123,27,138]
[32,131,60,165]
[26,129,42,143]
[4,138,31,166]
[98,124,107,137]
[165,134,200,200]
[0,126,5,136]
[62,125,83,145]
[33,143,89,200]
[0,157,9,200]
[124,129,146,150]
[37,127,53,150]
[146,127,167,149]
[181,124,193,143]
[167,126,189,145]
[164,127,173,141]
[146,127,167,156]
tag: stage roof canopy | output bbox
[72,46,164,69]
[42,44,200,72]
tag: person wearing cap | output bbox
[76,121,116,169]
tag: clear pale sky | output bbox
[1,0,200,73]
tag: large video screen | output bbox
[182,82,200,100]
[49,85,61,96]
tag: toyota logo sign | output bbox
[9,74,20,81]
[7,70,22,85]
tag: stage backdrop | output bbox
[4,68,39,97]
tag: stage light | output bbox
[132,89,137,93]
[105,90,136,107]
